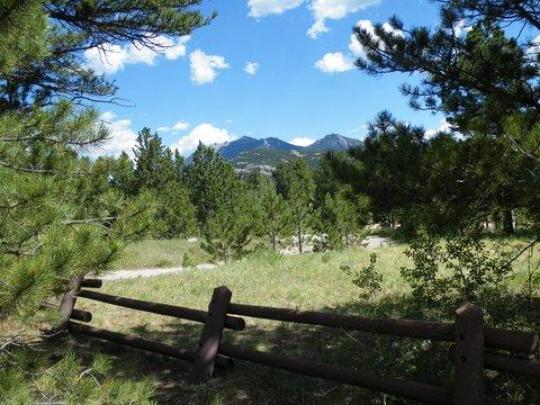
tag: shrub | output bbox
[400,233,514,315]
[341,253,383,300]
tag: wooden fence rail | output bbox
[228,303,537,353]
[77,289,245,331]
[218,343,453,404]
[68,322,234,370]
[62,278,539,404]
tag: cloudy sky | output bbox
[89,0,445,157]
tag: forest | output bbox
[0,0,539,403]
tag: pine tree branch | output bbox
[0,161,54,174]
[2,134,104,147]
[0,161,92,175]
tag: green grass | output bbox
[71,239,539,404]
[113,238,210,269]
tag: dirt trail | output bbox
[101,263,217,281]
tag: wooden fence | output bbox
[61,278,540,404]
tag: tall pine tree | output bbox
[274,159,316,254]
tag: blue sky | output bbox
[88,0,447,157]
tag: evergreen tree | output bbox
[328,112,426,234]
[1,1,213,110]
[157,181,198,238]
[0,1,210,401]
[350,0,539,234]
[274,159,315,254]
[201,182,254,263]
[109,152,136,196]
[133,128,177,190]
[250,173,292,251]
[317,192,360,250]
[186,144,239,227]
[131,128,197,237]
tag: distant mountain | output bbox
[306,133,361,153]
[217,136,262,159]
[188,133,361,172]
[217,136,298,159]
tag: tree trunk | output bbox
[297,225,303,254]
[502,209,514,235]
[222,246,228,263]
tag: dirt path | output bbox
[101,263,217,281]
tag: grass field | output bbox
[113,238,210,269]
[69,238,539,404]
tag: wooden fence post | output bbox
[454,303,484,404]
[190,286,233,383]
[51,275,84,334]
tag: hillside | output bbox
[212,133,360,171]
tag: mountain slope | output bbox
[306,133,361,153]
[189,133,361,171]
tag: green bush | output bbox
[342,253,383,300]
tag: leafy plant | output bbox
[342,254,383,300]
[400,233,514,312]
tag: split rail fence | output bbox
[60,278,540,404]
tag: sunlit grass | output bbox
[73,238,539,404]
[113,238,210,269]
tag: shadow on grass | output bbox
[64,293,540,405]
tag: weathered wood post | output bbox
[454,303,484,404]
[51,275,84,334]
[190,286,233,383]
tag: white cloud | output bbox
[157,121,190,134]
[450,19,472,38]
[189,50,230,85]
[307,20,329,39]
[425,119,454,139]
[349,19,403,58]
[308,0,381,38]
[382,21,405,38]
[290,137,316,147]
[244,61,260,75]
[248,0,304,17]
[527,35,540,60]
[88,112,137,157]
[315,52,354,73]
[84,44,130,75]
[246,0,381,39]
[171,123,235,155]
[157,35,191,60]
[84,36,190,75]
[348,20,376,57]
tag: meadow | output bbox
[71,238,539,404]
[114,239,211,269]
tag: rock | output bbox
[360,236,392,249]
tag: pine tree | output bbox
[351,0,539,234]
[317,192,359,250]
[201,183,255,263]
[250,173,292,251]
[131,128,197,237]
[0,1,210,401]
[109,152,136,196]
[186,144,240,227]
[1,1,213,110]
[274,159,315,254]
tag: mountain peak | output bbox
[307,133,360,152]
[194,133,362,169]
